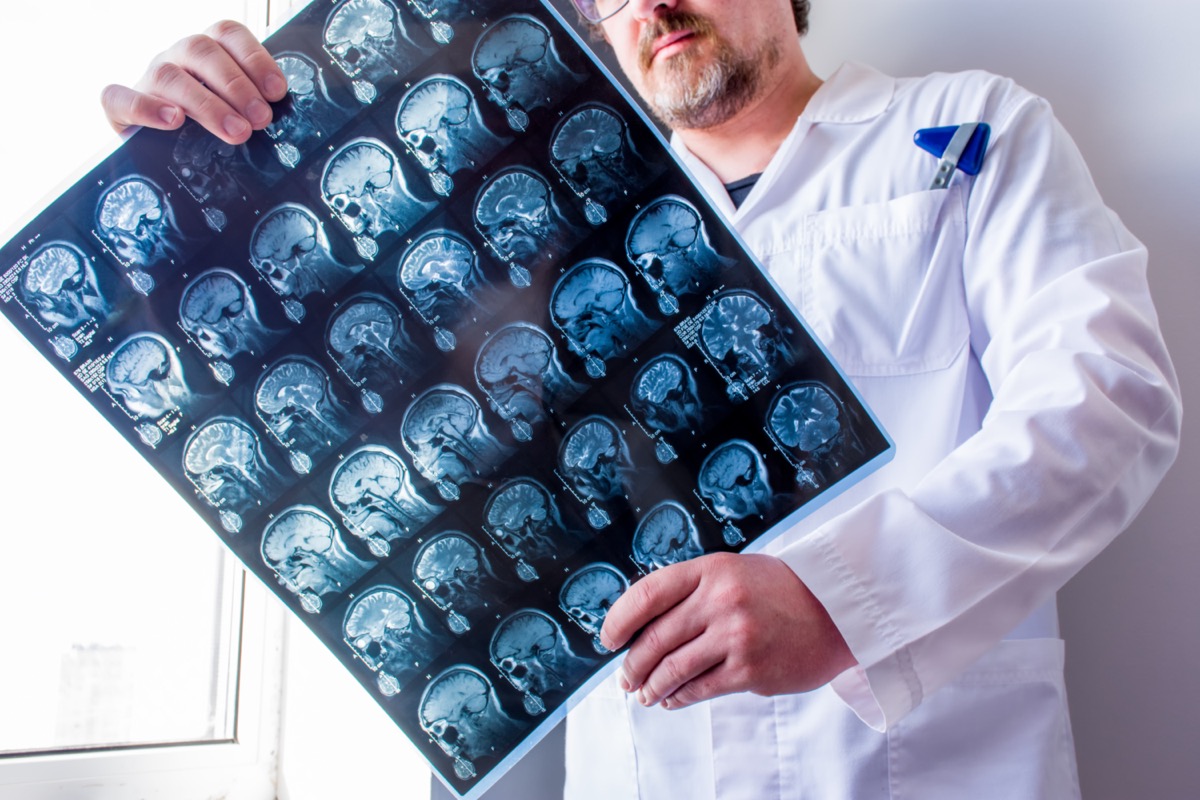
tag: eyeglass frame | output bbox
[570,0,632,24]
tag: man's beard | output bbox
[638,12,780,131]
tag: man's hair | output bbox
[580,2,811,38]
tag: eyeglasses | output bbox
[571,0,631,24]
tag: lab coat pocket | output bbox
[800,187,969,377]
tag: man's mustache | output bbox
[638,11,716,72]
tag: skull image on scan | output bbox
[249,203,362,322]
[559,416,634,521]
[106,333,191,426]
[254,355,353,472]
[94,177,185,279]
[550,104,647,226]
[326,293,416,413]
[20,242,110,345]
[329,444,444,557]
[699,290,796,402]
[474,167,579,287]
[170,123,273,232]
[400,384,513,502]
[179,269,278,372]
[626,195,734,315]
[419,666,523,781]
[412,531,500,634]
[489,609,591,716]
[632,501,704,573]
[266,52,347,168]
[550,259,659,379]
[631,355,704,435]
[766,382,863,489]
[396,75,510,197]
[262,504,375,614]
[323,0,425,104]
[483,477,572,582]
[559,563,629,653]
[321,137,433,261]
[403,0,480,44]
[698,440,774,545]
[343,585,444,696]
[397,230,487,350]
[184,416,284,534]
[472,14,583,132]
[475,322,585,442]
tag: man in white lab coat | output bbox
[102,1,1181,797]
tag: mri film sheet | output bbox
[0,2,893,798]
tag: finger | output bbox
[100,84,184,134]
[661,661,739,711]
[206,19,289,102]
[155,33,277,133]
[601,561,701,651]
[618,602,707,693]
[635,635,725,708]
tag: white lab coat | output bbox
[563,63,1181,800]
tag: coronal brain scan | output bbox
[105,333,190,420]
[329,444,442,556]
[413,531,498,633]
[95,177,184,268]
[627,195,732,310]
[184,416,281,533]
[419,666,522,781]
[489,609,589,715]
[631,354,704,434]
[559,563,628,652]
[699,290,795,398]
[474,167,576,282]
[396,75,509,196]
[20,242,108,330]
[255,356,351,458]
[250,203,360,319]
[261,504,374,613]
[767,382,862,489]
[550,104,644,225]
[632,501,704,572]
[398,230,485,324]
[475,322,583,442]
[558,416,633,503]
[483,478,567,581]
[698,440,774,522]
[326,294,414,397]
[179,268,274,361]
[400,384,512,501]
[323,0,422,103]
[550,259,658,379]
[343,585,442,695]
[471,14,582,132]
[321,138,430,259]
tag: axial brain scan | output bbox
[255,356,351,454]
[413,531,498,632]
[698,440,774,521]
[558,416,633,502]
[21,242,109,330]
[627,195,732,303]
[632,501,704,572]
[326,293,415,389]
[419,665,522,781]
[184,416,281,531]
[475,322,583,441]
[559,563,629,651]
[321,138,430,255]
[700,291,795,392]
[250,203,360,311]
[474,167,575,271]
[95,177,184,268]
[329,444,443,555]
[106,333,190,420]
[550,104,645,224]
[343,585,442,695]
[179,269,274,360]
[483,478,566,579]
[400,384,512,499]
[550,259,658,377]
[323,0,423,103]
[631,354,704,434]
[489,609,589,715]
[471,14,582,131]
[261,504,374,613]
[397,230,484,322]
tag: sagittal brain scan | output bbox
[397,230,487,348]
[396,75,510,197]
[94,177,185,277]
[627,195,733,315]
[326,293,416,411]
[106,333,191,424]
[323,0,426,104]
[474,167,578,287]
[420,666,523,781]
[632,501,704,572]
[20,242,109,337]
[699,290,797,401]
[329,444,443,557]
[261,504,374,613]
[403,0,478,43]
[267,51,345,168]
[471,14,583,132]
[550,259,658,379]
[475,322,584,442]
[489,609,591,716]
[550,104,646,226]
[321,137,433,261]
[343,585,445,695]
[400,384,513,501]
[559,416,633,511]
[412,531,500,633]
[179,268,278,369]
[482,478,570,582]
[184,416,283,533]
[558,563,629,653]
[254,355,353,471]
[767,382,863,489]
[631,354,704,435]
[698,439,774,544]
[250,203,362,322]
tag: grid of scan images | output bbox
[0,1,892,796]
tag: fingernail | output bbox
[266,73,288,98]
[223,115,250,139]
[616,669,630,692]
[158,106,179,126]
[247,99,272,127]
[637,688,653,707]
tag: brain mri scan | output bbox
[329,444,443,557]
[323,0,425,104]
[266,51,350,168]
[419,665,523,781]
[396,75,510,197]
[400,384,513,501]
[106,333,191,422]
[550,104,646,225]
[254,355,353,468]
[767,382,862,489]
[179,268,277,363]
[482,478,570,582]
[184,416,283,533]
[343,585,444,695]
[489,609,590,715]
[471,14,583,132]
[261,504,374,613]
[699,290,796,400]
[475,322,584,442]
[170,123,273,230]
[326,293,415,409]
[474,167,578,286]
[698,439,774,527]
[550,259,658,379]
[412,531,499,633]
[558,416,633,505]
[250,203,361,322]
[626,195,733,314]
[632,500,704,572]
[321,137,432,261]
[20,241,109,334]
[631,352,704,434]
[94,177,185,272]
[397,230,486,338]
[403,0,484,44]
[558,563,629,652]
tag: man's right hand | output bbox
[100,20,288,145]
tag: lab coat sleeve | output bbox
[773,87,1182,731]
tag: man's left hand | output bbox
[600,552,856,710]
